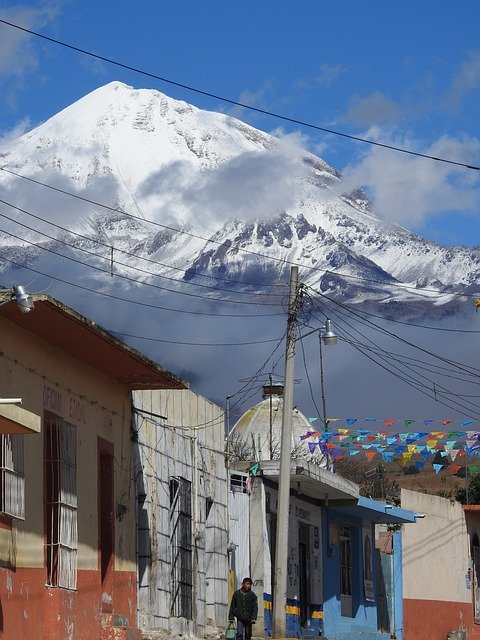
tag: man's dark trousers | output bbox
[236,619,252,640]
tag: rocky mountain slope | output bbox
[0,81,478,319]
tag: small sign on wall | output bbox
[329,523,339,546]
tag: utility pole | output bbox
[269,373,273,459]
[273,266,300,638]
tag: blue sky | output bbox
[0,0,479,246]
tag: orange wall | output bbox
[404,598,480,640]
[0,315,141,638]
[0,566,139,640]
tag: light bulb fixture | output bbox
[321,318,338,346]
[12,285,34,313]
[0,285,34,313]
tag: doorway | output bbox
[298,523,311,626]
[98,439,114,594]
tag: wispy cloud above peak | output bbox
[339,129,480,228]
[0,2,63,80]
[316,62,346,86]
[445,50,480,111]
[344,92,402,127]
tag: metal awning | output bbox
[331,495,418,524]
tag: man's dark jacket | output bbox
[229,588,258,623]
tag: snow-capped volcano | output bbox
[0,81,478,319]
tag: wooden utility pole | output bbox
[272,266,299,638]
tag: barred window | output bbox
[45,416,78,590]
[230,473,249,493]
[0,434,25,520]
[169,476,192,619]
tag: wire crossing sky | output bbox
[0,1,479,245]
[0,18,479,172]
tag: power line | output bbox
[310,291,480,377]
[2,166,479,301]
[308,298,480,417]
[0,169,285,291]
[327,314,480,419]
[0,253,282,318]
[0,204,284,308]
[298,327,322,418]
[110,330,283,347]
[313,290,480,334]
[0,18,478,171]
[0,198,285,297]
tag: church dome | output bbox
[229,384,327,466]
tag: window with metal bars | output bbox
[0,434,25,520]
[44,415,78,590]
[169,476,193,619]
[230,473,249,493]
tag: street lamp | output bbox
[318,319,338,428]
[0,285,34,313]
[321,318,338,346]
[298,319,339,427]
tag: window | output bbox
[169,476,193,619]
[230,473,249,493]
[45,416,77,590]
[0,434,25,520]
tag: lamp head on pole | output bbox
[12,285,34,313]
[321,318,338,346]
[0,285,35,313]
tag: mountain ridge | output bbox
[0,81,478,320]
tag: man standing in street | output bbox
[229,577,258,640]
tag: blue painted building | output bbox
[228,460,417,640]
[322,497,416,640]
[227,386,418,639]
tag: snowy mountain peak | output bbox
[0,82,478,319]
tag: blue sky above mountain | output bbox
[0,0,479,246]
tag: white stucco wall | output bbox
[134,389,228,636]
[401,489,470,603]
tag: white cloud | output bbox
[223,79,277,120]
[0,2,63,80]
[340,131,480,226]
[316,62,346,86]
[0,116,31,144]
[445,50,480,110]
[344,92,402,127]
[269,127,312,156]
[138,143,311,229]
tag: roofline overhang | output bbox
[230,459,360,503]
[0,293,188,390]
[0,404,41,435]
